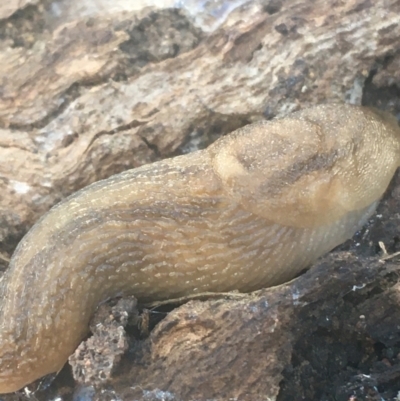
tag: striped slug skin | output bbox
[1,104,400,392]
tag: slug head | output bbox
[210,104,400,228]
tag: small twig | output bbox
[378,241,400,261]
[380,251,400,261]
[378,241,388,257]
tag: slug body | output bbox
[1,104,400,392]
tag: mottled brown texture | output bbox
[0,104,400,393]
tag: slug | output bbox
[1,104,400,393]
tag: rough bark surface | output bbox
[1,0,400,400]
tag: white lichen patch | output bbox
[9,180,31,195]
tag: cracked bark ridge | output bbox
[69,297,138,386]
[0,0,38,20]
